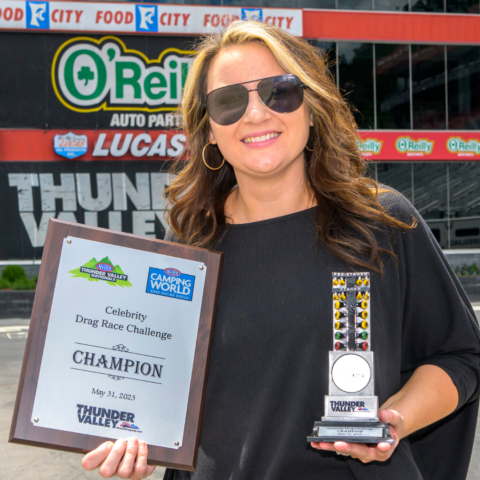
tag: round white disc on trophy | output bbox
[332,354,371,393]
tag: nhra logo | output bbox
[26,1,49,29]
[52,36,195,113]
[146,267,195,301]
[447,137,480,155]
[395,136,434,155]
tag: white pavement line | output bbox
[0,326,29,333]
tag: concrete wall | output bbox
[443,250,480,271]
[0,291,35,319]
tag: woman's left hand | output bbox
[310,409,404,463]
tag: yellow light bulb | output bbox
[361,300,368,309]
[333,278,338,286]
[340,293,346,301]
[356,293,363,300]
[334,301,340,310]
[364,278,369,285]
[361,310,368,319]
[339,278,345,285]
[359,320,369,329]
[333,294,339,300]
[356,278,362,285]
[364,293,370,300]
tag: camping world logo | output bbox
[69,256,132,287]
[146,267,195,301]
[52,36,195,113]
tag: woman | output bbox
[82,21,480,480]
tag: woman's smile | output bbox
[241,131,281,148]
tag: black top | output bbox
[164,192,480,480]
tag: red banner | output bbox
[303,9,480,44]
[358,131,480,161]
[1,129,480,162]
[0,129,185,161]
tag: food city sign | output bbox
[0,1,303,36]
[53,36,195,113]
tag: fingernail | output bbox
[140,441,147,450]
[131,438,138,447]
[107,442,113,451]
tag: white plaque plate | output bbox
[31,236,207,449]
[331,354,371,393]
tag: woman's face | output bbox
[206,43,312,179]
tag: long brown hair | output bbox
[165,21,415,273]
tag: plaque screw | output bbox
[34,417,39,423]
[199,266,204,270]
[174,441,179,446]
[66,239,72,244]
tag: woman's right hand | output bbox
[82,437,156,479]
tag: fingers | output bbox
[147,465,157,476]
[310,440,395,463]
[334,441,393,463]
[117,437,140,479]
[82,441,113,471]
[98,438,128,478]
[310,441,335,451]
[82,437,154,480]
[132,441,156,480]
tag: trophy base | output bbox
[307,421,394,444]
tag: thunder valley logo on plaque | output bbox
[69,256,132,287]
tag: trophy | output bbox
[307,272,394,445]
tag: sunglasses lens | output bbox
[257,75,304,114]
[207,84,249,126]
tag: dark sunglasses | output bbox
[204,74,307,126]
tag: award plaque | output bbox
[307,273,394,445]
[9,219,223,471]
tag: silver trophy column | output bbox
[307,272,394,444]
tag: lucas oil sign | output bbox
[53,36,195,113]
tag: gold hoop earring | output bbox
[202,141,226,171]
[305,145,313,152]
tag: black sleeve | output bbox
[382,192,480,409]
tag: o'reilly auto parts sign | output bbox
[0,32,196,129]
[53,36,194,113]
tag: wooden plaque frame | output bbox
[9,219,223,471]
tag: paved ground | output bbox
[0,318,166,480]
[2,303,480,480]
